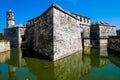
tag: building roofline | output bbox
[91,22,116,27]
[28,4,80,22]
[70,12,90,19]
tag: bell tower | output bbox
[6,9,15,28]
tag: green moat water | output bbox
[0,48,120,80]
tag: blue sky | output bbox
[0,0,120,32]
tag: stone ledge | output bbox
[0,41,10,53]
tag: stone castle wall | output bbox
[82,26,91,47]
[25,6,83,61]
[71,12,91,47]
[99,25,116,38]
[90,23,117,47]
[4,27,26,48]
[53,8,82,60]
[18,27,26,47]
[0,41,10,53]
[4,28,19,47]
[4,4,118,61]
[34,8,54,60]
[25,8,54,60]
[108,36,120,52]
[24,26,35,48]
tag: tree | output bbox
[0,33,4,40]
[117,30,120,36]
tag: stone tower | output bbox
[5,9,26,48]
[6,9,15,28]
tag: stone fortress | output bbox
[4,4,117,61]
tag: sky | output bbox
[0,0,120,32]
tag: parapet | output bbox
[92,22,115,27]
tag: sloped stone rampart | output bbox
[0,41,10,53]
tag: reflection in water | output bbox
[100,48,108,57]
[89,48,110,68]
[8,48,26,67]
[0,51,10,63]
[0,48,120,80]
[0,51,10,80]
[108,49,120,67]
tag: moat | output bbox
[0,48,120,80]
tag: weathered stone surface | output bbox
[91,22,116,39]
[4,28,19,47]
[18,27,26,47]
[5,9,26,48]
[99,25,116,38]
[71,13,91,47]
[25,5,83,61]
[4,4,118,61]
[82,26,90,38]
[34,8,53,60]
[81,26,91,47]
[0,41,10,53]
[25,8,54,60]
[6,9,15,28]
[90,22,117,47]
[4,26,26,48]
[24,26,35,48]
[108,36,120,52]
[53,8,82,60]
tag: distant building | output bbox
[6,9,15,28]
[4,9,26,48]
[4,4,117,61]
[90,22,116,47]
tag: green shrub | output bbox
[117,30,120,36]
[0,33,4,40]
